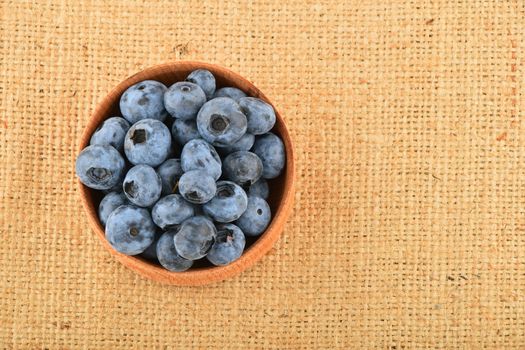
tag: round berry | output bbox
[213,87,246,102]
[235,196,271,236]
[251,132,285,179]
[216,133,255,155]
[156,158,183,196]
[157,230,193,272]
[180,139,222,180]
[98,191,127,227]
[238,97,276,135]
[105,205,156,255]
[152,194,194,230]
[203,181,248,223]
[123,165,162,207]
[90,117,130,152]
[222,151,263,186]
[119,80,168,124]
[171,119,200,145]
[76,145,126,190]
[178,170,217,204]
[124,118,172,167]
[174,216,217,260]
[164,82,206,120]
[186,69,216,99]
[196,97,247,146]
[207,224,246,266]
[248,178,269,200]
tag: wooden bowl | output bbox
[78,61,295,286]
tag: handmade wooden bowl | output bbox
[78,61,294,286]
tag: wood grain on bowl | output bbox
[78,61,294,286]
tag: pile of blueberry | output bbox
[76,69,285,271]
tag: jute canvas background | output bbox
[1,1,524,348]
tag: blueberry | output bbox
[238,97,276,135]
[174,216,217,260]
[251,132,285,179]
[156,158,183,196]
[120,80,168,124]
[124,118,171,167]
[152,194,194,230]
[105,205,156,255]
[156,230,193,271]
[206,223,246,266]
[196,97,247,146]
[203,181,248,223]
[76,145,126,190]
[123,164,162,207]
[98,191,127,227]
[171,119,201,145]
[140,230,161,262]
[235,196,271,236]
[178,170,216,204]
[180,139,222,180]
[186,69,216,100]
[213,87,246,102]
[90,117,130,152]
[248,178,269,200]
[216,133,255,155]
[164,82,206,120]
[222,151,263,185]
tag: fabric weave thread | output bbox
[0,0,524,348]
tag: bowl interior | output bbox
[80,62,293,284]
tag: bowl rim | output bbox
[78,61,295,286]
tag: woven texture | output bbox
[1,0,524,348]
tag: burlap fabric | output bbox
[1,1,524,348]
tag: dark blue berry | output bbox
[196,97,247,146]
[238,97,276,135]
[251,132,285,179]
[164,82,206,120]
[248,178,269,200]
[203,181,248,223]
[120,80,168,124]
[152,194,194,230]
[98,191,127,227]
[186,69,216,100]
[222,151,263,185]
[180,139,222,180]
[174,216,217,260]
[206,223,245,266]
[178,170,216,204]
[213,87,246,102]
[105,205,156,255]
[124,118,171,167]
[123,164,162,207]
[171,119,200,145]
[76,145,126,190]
[90,117,130,152]
[235,196,271,236]
[156,230,193,271]
[156,158,183,196]
[216,133,254,155]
